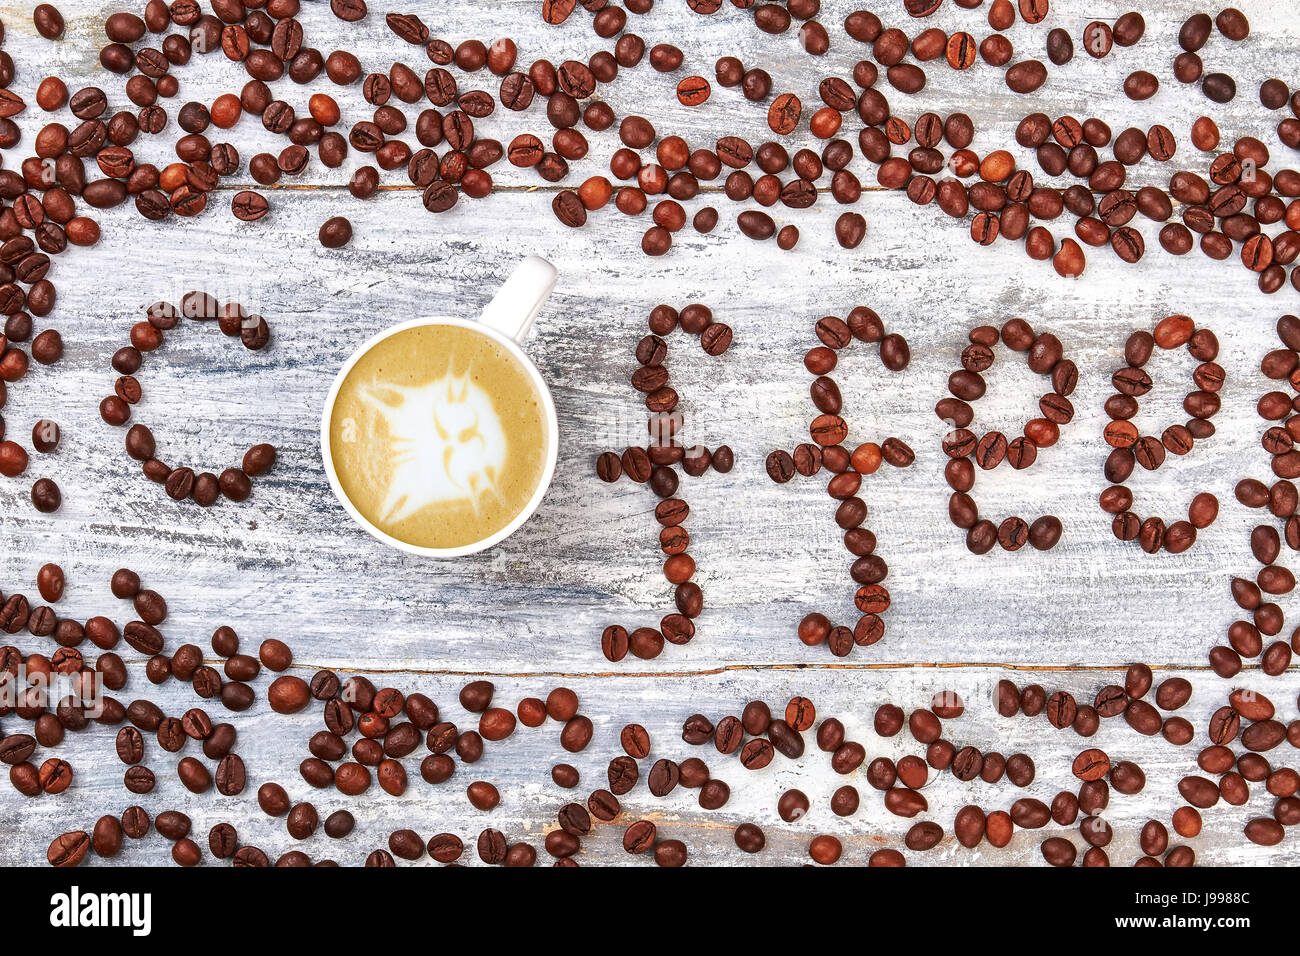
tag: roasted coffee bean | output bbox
[123,765,155,794]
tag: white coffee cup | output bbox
[320,255,559,558]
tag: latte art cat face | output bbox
[330,325,547,550]
[358,369,509,523]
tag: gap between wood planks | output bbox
[196,182,1200,201]
[178,660,1250,677]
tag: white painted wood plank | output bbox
[2,666,1289,866]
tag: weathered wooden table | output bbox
[1,0,1297,866]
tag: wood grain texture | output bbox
[0,0,1297,866]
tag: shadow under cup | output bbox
[323,320,557,556]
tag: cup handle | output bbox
[478,255,557,344]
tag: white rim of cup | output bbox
[319,316,560,558]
